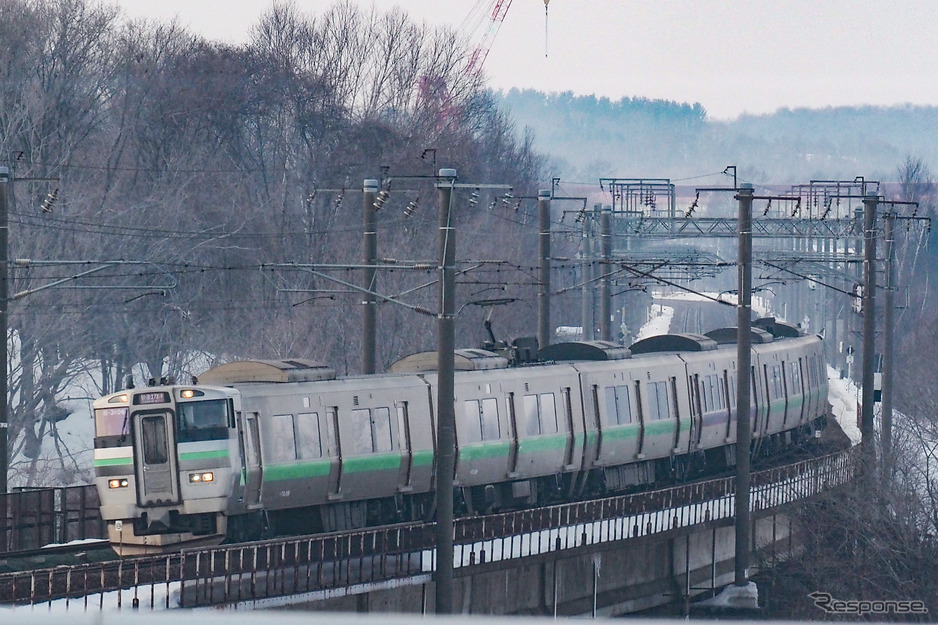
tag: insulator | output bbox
[373,189,390,211]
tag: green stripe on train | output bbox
[179,449,229,462]
[344,453,402,474]
[460,441,510,460]
[412,450,434,467]
[93,457,133,467]
[518,434,567,454]
[263,459,332,481]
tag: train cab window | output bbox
[94,407,128,438]
[177,399,230,442]
[269,414,297,462]
[296,412,323,459]
[647,381,671,421]
[604,385,633,425]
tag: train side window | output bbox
[351,408,373,454]
[481,398,501,440]
[648,381,670,420]
[372,407,394,453]
[614,385,632,425]
[270,414,297,462]
[296,412,323,459]
[539,393,558,434]
[604,387,617,425]
[700,376,712,413]
[523,394,540,436]
[772,365,784,398]
[463,400,484,443]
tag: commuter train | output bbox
[92,318,829,555]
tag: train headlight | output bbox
[189,472,214,483]
[108,479,129,489]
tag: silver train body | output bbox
[93,321,829,555]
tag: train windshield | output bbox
[177,399,229,442]
[94,407,128,437]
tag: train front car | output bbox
[92,383,240,555]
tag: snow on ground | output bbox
[632,304,674,341]
[826,366,861,446]
[650,288,775,319]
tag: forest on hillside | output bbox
[0,0,552,483]
[497,88,938,186]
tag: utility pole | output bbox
[0,166,7,494]
[537,189,551,350]
[732,183,757,607]
[600,207,612,341]
[434,168,457,614]
[861,193,878,479]
[581,209,595,341]
[362,179,378,374]
[881,209,895,467]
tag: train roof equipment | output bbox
[196,359,336,385]
[753,317,804,338]
[704,327,775,345]
[389,348,509,373]
[628,333,718,355]
[538,340,631,362]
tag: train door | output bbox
[326,407,342,496]
[592,384,604,460]
[670,377,683,453]
[561,387,576,468]
[240,413,262,507]
[780,360,790,428]
[633,381,644,457]
[506,392,519,476]
[796,358,807,424]
[133,410,180,507]
[689,374,702,449]
[396,401,413,488]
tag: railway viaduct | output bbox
[0,439,856,615]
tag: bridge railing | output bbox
[0,485,103,553]
[452,447,859,566]
[0,447,859,608]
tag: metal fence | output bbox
[0,446,859,609]
[0,485,103,553]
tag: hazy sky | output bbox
[113,0,938,120]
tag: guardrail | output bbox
[0,485,103,553]
[0,447,859,609]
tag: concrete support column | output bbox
[734,184,754,594]
[362,179,378,374]
[435,168,458,614]
[861,194,878,478]
[537,189,551,350]
[599,208,612,341]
